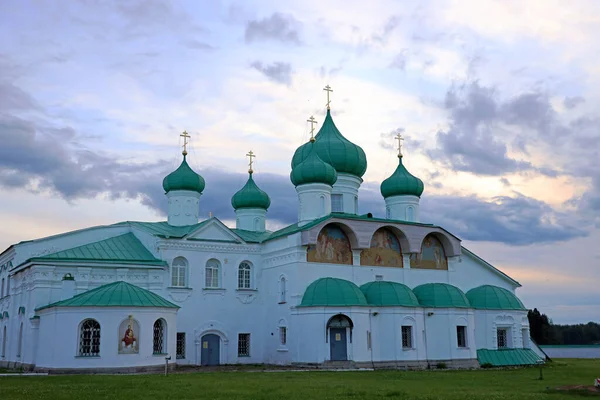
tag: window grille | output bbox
[171,257,187,287]
[457,326,467,348]
[238,262,251,289]
[238,333,250,357]
[401,325,412,349]
[79,319,101,357]
[176,332,186,359]
[331,194,343,212]
[205,260,220,288]
[153,319,165,354]
[497,329,508,348]
[279,327,287,345]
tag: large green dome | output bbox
[162,155,205,194]
[380,157,424,198]
[413,283,470,308]
[290,141,337,187]
[360,281,420,307]
[231,172,271,210]
[291,110,367,177]
[300,277,368,307]
[466,285,526,310]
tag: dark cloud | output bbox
[250,61,293,86]
[245,13,301,45]
[372,16,402,44]
[563,96,585,109]
[389,50,409,70]
[0,82,41,111]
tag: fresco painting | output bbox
[410,235,448,270]
[307,224,352,265]
[360,228,403,267]
[118,316,140,354]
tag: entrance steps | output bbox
[321,360,360,370]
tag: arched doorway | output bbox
[327,314,353,361]
[201,334,220,366]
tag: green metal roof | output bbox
[30,233,166,266]
[290,141,337,187]
[360,281,420,307]
[477,349,543,366]
[231,172,271,210]
[466,285,526,310]
[299,277,368,307]
[36,281,179,311]
[162,154,205,194]
[230,229,273,243]
[380,156,424,198]
[413,283,471,308]
[119,220,210,238]
[292,109,367,178]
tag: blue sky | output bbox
[1,0,599,323]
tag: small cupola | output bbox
[232,151,271,232]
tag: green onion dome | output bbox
[290,141,337,187]
[231,172,271,210]
[380,156,424,198]
[466,285,526,310]
[291,110,367,178]
[162,155,205,194]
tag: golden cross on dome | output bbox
[395,132,404,158]
[323,85,333,109]
[246,150,256,173]
[180,130,191,156]
[307,116,317,141]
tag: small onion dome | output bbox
[413,283,470,308]
[299,277,368,307]
[162,155,205,194]
[466,285,526,310]
[231,172,271,210]
[291,109,367,178]
[380,157,424,198]
[360,281,420,307]
[290,141,337,187]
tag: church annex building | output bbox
[0,96,545,372]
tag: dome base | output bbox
[296,183,333,226]
[385,195,420,222]
[331,173,363,215]
[235,208,267,232]
[167,190,201,227]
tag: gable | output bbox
[460,247,520,289]
[185,218,244,243]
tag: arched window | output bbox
[253,217,260,231]
[79,319,101,357]
[171,257,188,287]
[1,325,6,357]
[205,259,221,288]
[307,224,352,265]
[410,234,448,270]
[153,319,166,354]
[238,262,252,289]
[406,206,415,222]
[360,228,403,267]
[279,276,287,303]
[17,322,23,357]
[320,195,326,214]
[278,319,288,347]
[386,206,391,219]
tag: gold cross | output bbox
[246,150,255,173]
[395,132,404,157]
[323,85,333,109]
[307,116,317,141]
[180,130,191,156]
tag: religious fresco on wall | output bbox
[118,315,140,354]
[307,224,353,265]
[360,228,403,267]
[410,235,448,270]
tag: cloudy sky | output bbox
[1,0,599,323]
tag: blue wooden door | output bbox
[329,328,347,361]
[201,334,220,366]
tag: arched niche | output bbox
[118,316,140,354]
[360,227,403,267]
[307,223,353,265]
[410,234,448,270]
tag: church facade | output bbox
[0,100,544,372]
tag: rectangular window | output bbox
[172,266,186,287]
[279,327,287,345]
[497,328,508,349]
[238,333,250,357]
[457,326,467,348]
[401,326,412,349]
[176,332,186,359]
[331,194,343,212]
[205,266,219,288]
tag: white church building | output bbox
[0,98,544,372]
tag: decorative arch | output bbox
[307,223,353,265]
[410,234,448,270]
[118,316,139,354]
[327,314,354,329]
[360,227,403,267]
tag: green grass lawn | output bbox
[0,359,598,400]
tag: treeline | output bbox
[528,308,600,345]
